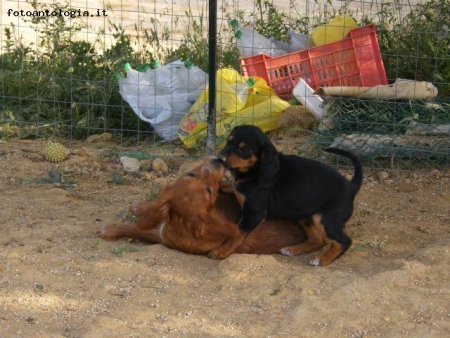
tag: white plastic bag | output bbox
[231,19,286,57]
[118,60,208,141]
[268,31,312,54]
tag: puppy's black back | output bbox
[265,154,349,217]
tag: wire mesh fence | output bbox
[1,0,449,170]
[315,97,450,169]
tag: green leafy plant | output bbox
[366,0,450,96]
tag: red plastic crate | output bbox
[239,24,387,100]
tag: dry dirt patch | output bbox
[0,138,449,337]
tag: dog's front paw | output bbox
[96,223,123,241]
[279,248,293,256]
[207,248,231,260]
[129,201,148,216]
[207,233,244,259]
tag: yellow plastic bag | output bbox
[178,68,290,148]
[311,15,358,46]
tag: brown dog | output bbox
[97,157,305,256]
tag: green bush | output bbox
[372,0,450,97]
[0,1,171,139]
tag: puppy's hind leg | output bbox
[279,217,326,257]
[310,231,352,266]
[309,213,353,266]
[280,214,352,266]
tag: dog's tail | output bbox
[324,147,363,194]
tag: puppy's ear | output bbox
[258,141,280,187]
[230,125,240,133]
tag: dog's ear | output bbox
[258,141,280,187]
[135,199,171,230]
[152,185,172,217]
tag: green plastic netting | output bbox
[313,97,450,169]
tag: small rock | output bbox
[120,156,141,172]
[250,306,264,314]
[107,163,122,172]
[61,155,89,168]
[141,159,152,170]
[431,169,442,177]
[172,148,188,156]
[278,106,315,131]
[72,148,89,157]
[152,158,169,173]
[85,135,101,143]
[86,132,113,144]
[345,174,352,181]
[417,225,430,233]
[26,316,36,324]
[144,172,157,181]
[23,151,44,162]
[377,171,389,180]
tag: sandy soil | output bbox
[0,136,449,337]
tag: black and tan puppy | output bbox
[212,125,363,266]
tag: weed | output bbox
[109,173,126,185]
[148,182,162,200]
[270,287,281,296]
[93,239,100,250]
[285,126,306,137]
[34,283,45,292]
[365,236,388,249]
[110,245,139,257]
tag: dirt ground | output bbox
[0,136,449,338]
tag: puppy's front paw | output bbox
[308,257,322,266]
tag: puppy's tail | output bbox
[324,147,363,194]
